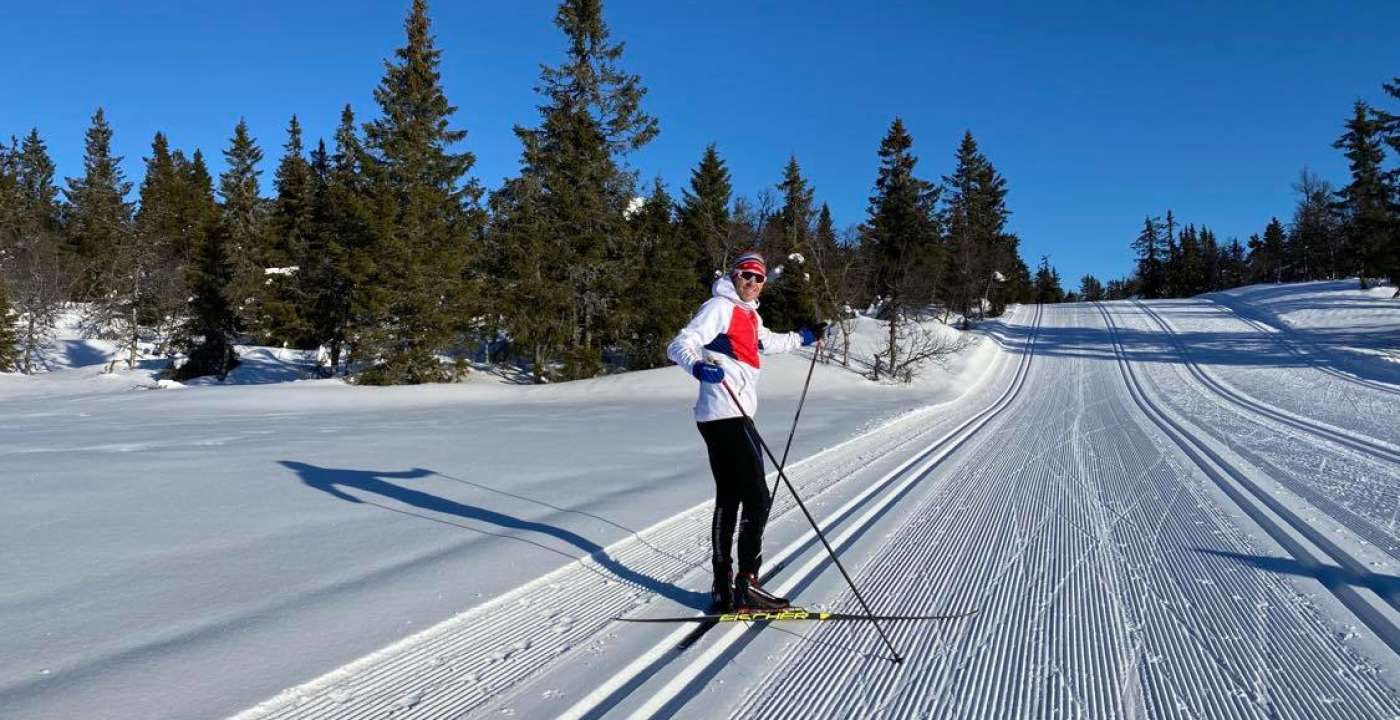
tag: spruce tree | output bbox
[1247,218,1287,283]
[300,138,335,365]
[218,118,267,331]
[1079,274,1104,301]
[1221,238,1247,289]
[134,133,181,265]
[503,0,658,380]
[358,0,483,384]
[1288,169,1341,281]
[1333,101,1395,288]
[102,132,181,370]
[1033,256,1064,303]
[942,132,1013,320]
[173,215,239,381]
[262,115,316,347]
[0,137,15,254]
[314,106,373,374]
[679,143,733,290]
[1001,254,1034,306]
[1379,79,1400,290]
[0,277,17,372]
[17,130,62,236]
[1131,215,1165,299]
[623,180,694,369]
[763,156,819,330]
[809,203,854,332]
[180,151,220,259]
[485,171,570,382]
[174,150,222,341]
[1163,209,1178,291]
[1178,224,1204,295]
[863,118,941,379]
[64,108,133,300]
[1200,226,1221,291]
[4,131,68,373]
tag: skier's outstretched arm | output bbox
[758,317,808,355]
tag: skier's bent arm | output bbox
[667,299,729,376]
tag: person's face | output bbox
[734,270,765,302]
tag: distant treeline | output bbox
[1059,79,1399,305]
[2,2,1393,384]
[0,0,1042,384]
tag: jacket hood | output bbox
[712,275,759,311]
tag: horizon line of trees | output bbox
[1,0,1038,385]
[1057,77,1399,305]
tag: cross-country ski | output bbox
[616,608,980,624]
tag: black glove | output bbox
[800,322,828,346]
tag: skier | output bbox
[667,251,825,611]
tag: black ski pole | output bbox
[718,378,904,664]
[770,338,822,502]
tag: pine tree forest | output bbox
[2,3,1396,382]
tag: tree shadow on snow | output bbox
[282,460,711,609]
[1195,548,1400,599]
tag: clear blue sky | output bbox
[4,0,1396,285]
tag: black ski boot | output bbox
[733,571,789,611]
[711,562,734,612]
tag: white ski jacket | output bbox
[667,276,804,423]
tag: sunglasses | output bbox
[738,271,766,284]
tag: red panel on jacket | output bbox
[729,306,760,368]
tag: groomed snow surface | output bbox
[2,279,1398,719]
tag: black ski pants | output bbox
[697,417,770,576]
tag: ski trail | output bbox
[1115,301,1400,561]
[231,312,1037,720]
[721,303,1400,720]
[1205,294,1400,398]
[1133,299,1399,463]
[564,307,1045,720]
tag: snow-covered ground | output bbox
[3,280,1398,719]
[0,309,999,720]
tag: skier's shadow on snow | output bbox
[282,461,710,609]
[1196,548,1400,598]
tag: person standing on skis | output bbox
[667,251,825,611]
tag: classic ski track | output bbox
[729,304,1400,719]
[555,305,1046,720]
[542,304,1046,720]
[1118,301,1400,561]
[230,309,1038,720]
[1133,299,1400,465]
[1096,302,1400,647]
[1206,295,1400,398]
